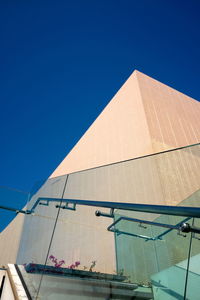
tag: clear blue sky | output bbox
[0,1,200,228]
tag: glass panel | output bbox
[62,143,200,208]
[177,189,200,299]
[14,143,200,299]
[36,197,152,299]
[0,186,29,230]
[184,217,200,300]
[113,210,193,299]
[16,175,68,299]
[0,186,29,270]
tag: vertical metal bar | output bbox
[0,275,5,298]
[35,175,69,299]
[183,218,194,300]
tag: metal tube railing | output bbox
[0,205,31,214]
[34,197,200,218]
[1,197,200,219]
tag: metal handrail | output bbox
[1,197,200,219]
[1,198,200,236]
[31,197,200,218]
[0,205,31,214]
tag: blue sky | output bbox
[0,0,200,227]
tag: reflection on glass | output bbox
[184,217,200,300]
[0,143,199,299]
[114,211,193,299]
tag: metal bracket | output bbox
[109,227,155,241]
[138,222,147,229]
[95,208,115,218]
[55,203,76,211]
[39,200,50,207]
[15,209,32,215]
[107,216,158,241]
[177,231,187,238]
[155,217,191,240]
[105,216,196,241]
[179,222,200,234]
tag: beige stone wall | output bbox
[50,71,153,178]
[50,70,200,179]
[0,70,199,273]
[14,144,200,276]
[137,71,200,152]
[0,214,24,266]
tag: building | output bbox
[0,70,200,299]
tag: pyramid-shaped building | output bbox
[51,70,200,177]
[0,70,200,299]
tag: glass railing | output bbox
[0,186,29,231]
[0,143,200,299]
[0,186,29,270]
[113,211,194,299]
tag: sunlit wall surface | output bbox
[12,143,200,299]
[0,70,200,299]
[0,187,29,266]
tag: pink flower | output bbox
[69,264,75,269]
[55,260,65,268]
[75,261,80,267]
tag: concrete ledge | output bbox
[7,264,28,300]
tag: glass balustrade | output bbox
[0,143,200,299]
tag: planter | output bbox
[25,263,126,282]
